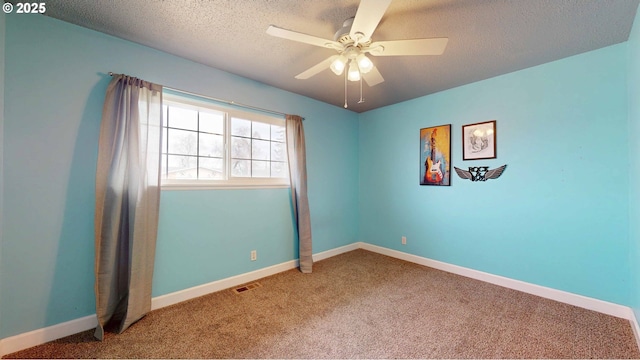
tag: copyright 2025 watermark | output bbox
[3,2,46,14]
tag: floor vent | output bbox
[233,282,262,294]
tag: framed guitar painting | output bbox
[420,124,451,186]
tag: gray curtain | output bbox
[94,74,163,340]
[285,115,313,273]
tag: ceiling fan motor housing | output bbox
[333,17,354,42]
[333,17,372,47]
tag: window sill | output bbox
[161,179,290,191]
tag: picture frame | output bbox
[420,124,451,186]
[462,120,496,160]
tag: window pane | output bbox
[168,129,197,155]
[231,159,250,177]
[199,157,224,179]
[272,162,287,178]
[252,160,270,177]
[271,125,285,142]
[231,136,251,159]
[252,121,270,140]
[271,142,286,162]
[231,118,251,137]
[200,111,223,134]
[252,139,270,160]
[169,106,198,131]
[167,155,197,179]
[161,94,289,185]
[161,154,167,178]
[163,105,168,125]
[162,127,167,155]
[199,133,223,157]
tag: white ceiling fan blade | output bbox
[362,65,384,87]
[350,0,392,43]
[368,38,449,56]
[295,55,339,79]
[267,25,342,50]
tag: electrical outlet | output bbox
[401,236,407,245]
[250,250,257,261]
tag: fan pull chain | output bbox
[344,70,348,108]
[358,77,365,104]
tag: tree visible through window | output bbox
[161,93,288,188]
[230,117,287,178]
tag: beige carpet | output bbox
[4,249,640,359]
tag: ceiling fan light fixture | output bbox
[357,54,373,74]
[347,60,361,82]
[330,55,347,75]
[266,0,448,107]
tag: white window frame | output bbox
[161,93,290,190]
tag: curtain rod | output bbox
[108,72,304,120]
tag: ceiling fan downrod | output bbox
[344,69,348,108]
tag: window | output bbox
[161,93,288,189]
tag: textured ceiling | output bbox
[39,0,639,113]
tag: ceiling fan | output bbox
[266,0,448,107]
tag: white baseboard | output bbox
[313,242,360,262]
[2,242,637,356]
[630,309,640,352]
[0,314,97,357]
[152,242,358,310]
[359,242,632,319]
[0,243,358,357]
[151,260,299,310]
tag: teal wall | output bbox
[629,5,640,319]
[359,44,630,305]
[0,14,359,339]
[1,9,639,342]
